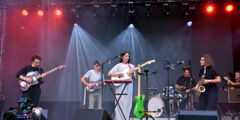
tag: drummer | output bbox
[175,67,196,110]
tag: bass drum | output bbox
[148,95,165,117]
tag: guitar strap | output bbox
[128,63,131,69]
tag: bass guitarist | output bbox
[81,60,102,109]
[16,54,45,106]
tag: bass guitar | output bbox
[133,64,145,118]
[19,65,66,91]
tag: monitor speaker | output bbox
[176,110,218,120]
[74,109,110,120]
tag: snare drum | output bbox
[148,95,165,117]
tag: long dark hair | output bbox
[202,54,215,67]
[120,50,131,63]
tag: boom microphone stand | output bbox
[163,59,173,120]
[163,59,183,120]
[100,56,119,109]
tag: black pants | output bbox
[22,85,41,106]
[198,87,217,110]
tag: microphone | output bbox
[177,61,184,64]
[108,55,119,64]
[152,71,157,75]
[164,64,175,70]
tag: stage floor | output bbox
[130,118,176,120]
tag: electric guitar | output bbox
[85,81,102,92]
[18,65,66,91]
[134,64,145,118]
[111,59,155,87]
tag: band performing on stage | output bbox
[2,0,240,120]
[11,51,240,120]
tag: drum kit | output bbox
[147,85,191,118]
[140,60,195,119]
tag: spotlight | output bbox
[225,3,234,13]
[71,5,82,18]
[145,3,152,16]
[186,21,192,27]
[55,9,62,16]
[111,4,118,16]
[128,24,134,29]
[205,3,215,15]
[22,9,28,16]
[92,4,101,16]
[37,10,44,16]
[162,3,170,16]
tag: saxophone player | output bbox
[194,54,221,110]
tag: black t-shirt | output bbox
[199,66,219,89]
[176,76,196,89]
[16,65,44,86]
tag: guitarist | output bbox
[16,54,45,106]
[175,67,196,110]
[108,50,135,120]
[81,60,102,109]
[224,71,240,87]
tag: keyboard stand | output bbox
[105,80,132,120]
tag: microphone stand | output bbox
[188,60,195,110]
[163,59,173,120]
[100,56,118,109]
[163,60,182,119]
[139,69,155,120]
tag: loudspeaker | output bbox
[74,109,111,120]
[176,110,218,120]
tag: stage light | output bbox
[186,21,192,27]
[225,4,234,13]
[205,3,215,14]
[55,9,62,16]
[128,24,134,29]
[37,10,44,16]
[22,9,28,16]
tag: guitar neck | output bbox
[137,64,141,97]
[134,63,148,71]
[35,67,58,79]
[134,59,155,71]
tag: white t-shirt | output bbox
[84,69,101,82]
[109,63,135,79]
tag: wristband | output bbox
[227,80,231,85]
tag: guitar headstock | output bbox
[57,65,66,70]
[146,59,156,65]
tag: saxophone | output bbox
[196,67,206,96]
